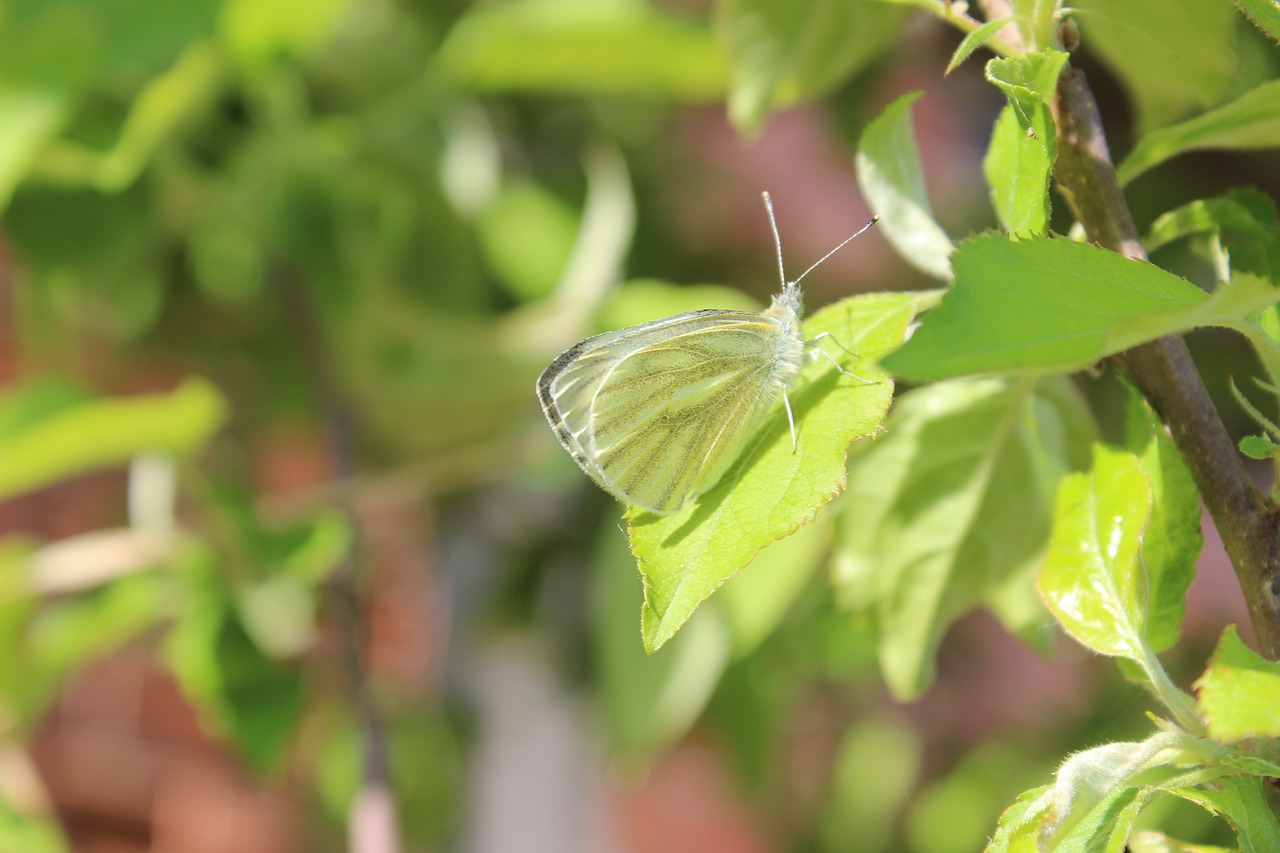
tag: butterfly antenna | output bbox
[762,192,788,289]
[792,214,881,286]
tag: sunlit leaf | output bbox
[1121,389,1200,653]
[0,378,227,500]
[634,291,924,652]
[719,0,907,130]
[834,376,1093,698]
[856,91,954,280]
[437,0,729,100]
[1039,447,1151,660]
[983,51,1066,235]
[1074,0,1236,133]
[1194,625,1280,740]
[1118,80,1280,184]
[883,234,1280,383]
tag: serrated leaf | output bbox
[632,291,922,652]
[985,785,1053,853]
[1238,434,1278,459]
[719,0,907,131]
[855,91,955,280]
[1194,625,1280,740]
[1168,775,1280,853]
[882,234,1280,383]
[1118,80,1280,185]
[985,105,1052,236]
[1235,0,1280,42]
[833,376,1094,698]
[0,378,227,500]
[986,50,1068,103]
[436,0,729,100]
[1039,447,1151,660]
[1121,389,1200,653]
[983,51,1065,235]
[947,16,1012,74]
[1074,0,1236,134]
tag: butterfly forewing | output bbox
[539,309,803,513]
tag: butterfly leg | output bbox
[807,331,876,384]
[783,388,798,453]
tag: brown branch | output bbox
[278,272,402,853]
[1052,65,1280,660]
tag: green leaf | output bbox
[984,106,1053,237]
[91,41,221,192]
[599,280,762,333]
[0,0,221,89]
[165,554,304,774]
[720,0,907,130]
[947,16,1012,74]
[436,0,729,100]
[1039,446,1150,660]
[0,795,67,853]
[1118,80,1280,184]
[1008,0,1057,50]
[1121,388,1200,653]
[0,88,67,211]
[714,508,831,656]
[985,785,1053,853]
[1040,734,1207,852]
[1168,775,1280,853]
[986,50,1068,105]
[0,378,227,500]
[856,91,955,280]
[1128,830,1235,853]
[595,522,728,762]
[633,291,924,652]
[1234,0,1280,43]
[1239,434,1279,459]
[833,377,1094,699]
[982,51,1065,235]
[1145,190,1280,282]
[882,234,1280,383]
[478,181,580,302]
[219,0,350,68]
[1074,0,1236,133]
[12,573,169,725]
[821,716,922,849]
[1194,625,1280,740]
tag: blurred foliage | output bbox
[1,0,1279,851]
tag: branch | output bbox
[278,273,402,853]
[1051,66,1280,660]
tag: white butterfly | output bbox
[538,193,878,514]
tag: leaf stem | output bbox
[1137,646,1203,734]
[1050,65,1280,660]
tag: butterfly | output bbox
[537,192,878,514]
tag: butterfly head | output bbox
[761,192,878,323]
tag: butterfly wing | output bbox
[538,309,803,513]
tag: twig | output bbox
[278,273,401,852]
[1051,66,1280,660]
